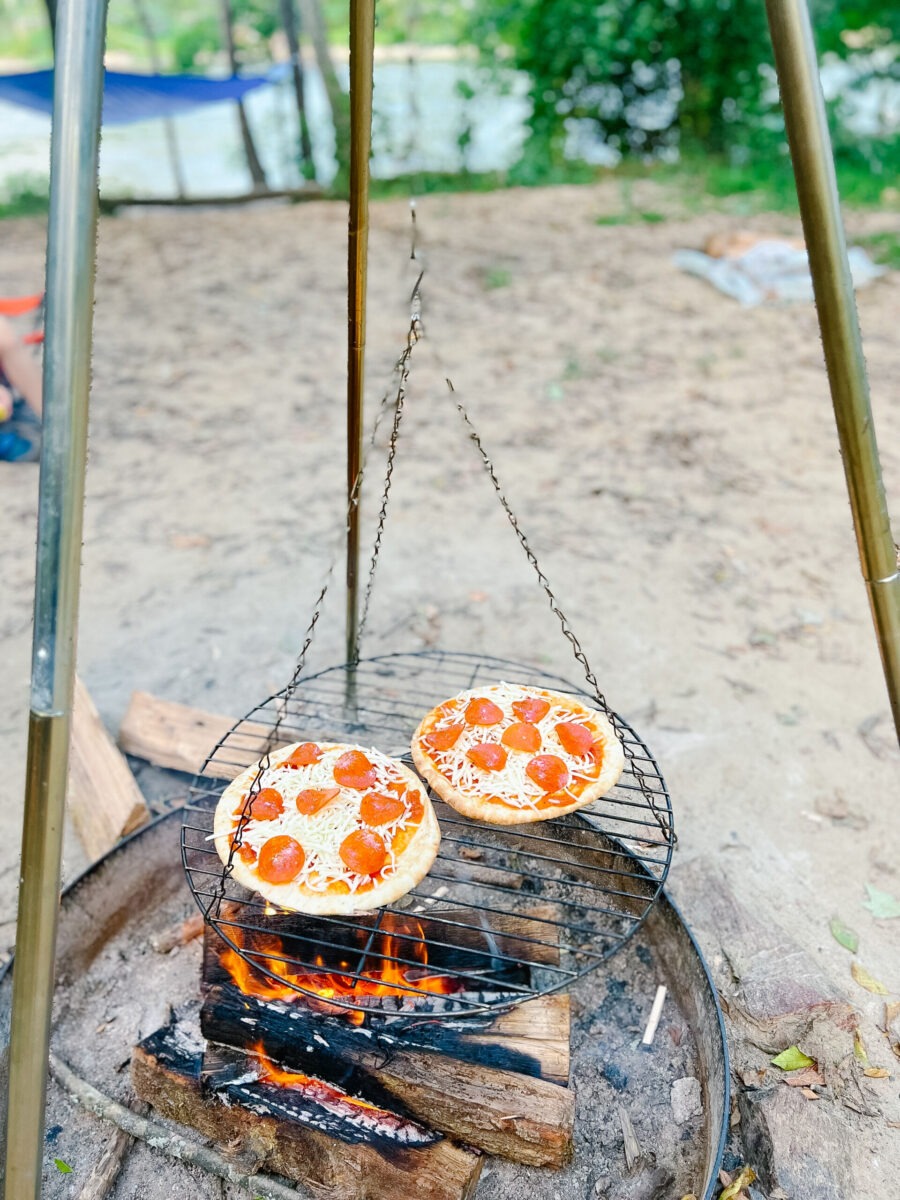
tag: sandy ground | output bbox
[0,180,898,1161]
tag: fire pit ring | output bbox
[182,651,675,1018]
[0,808,726,1200]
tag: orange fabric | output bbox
[0,293,43,317]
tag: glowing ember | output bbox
[250,1040,379,1109]
[220,918,461,1024]
[246,1041,436,1143]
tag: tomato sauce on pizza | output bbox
[213,742,439,913]
[411,683,624,824]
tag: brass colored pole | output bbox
[3,0,108,1194]
[764,0,900,738]
[346,0,375,663]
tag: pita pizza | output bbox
[213,742,440,914]
[411,682,625,824]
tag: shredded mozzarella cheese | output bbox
[235,746,418,893]
[424,682,602,809]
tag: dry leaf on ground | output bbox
[783,1066,825,1088]
[863,1067,890,1079]
[719,1166,756,1199]
[852,962,889,995]
[854,1029,869,1065]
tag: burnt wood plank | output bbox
[202,982,569,1084]
[131,1016,482,1200]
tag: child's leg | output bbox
[0,317,42,417]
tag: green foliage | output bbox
[856,231,900,269]
[467,0,898,173]
[171,17,221,72]
[0,173,49,219]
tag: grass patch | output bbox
[0,174,49,220]
[596,210,666,226]
[483,266,513,290]
[855,231,900,270]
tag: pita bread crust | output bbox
[411,686,625,825]
[213,742,441,914]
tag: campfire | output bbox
[218,913,463,1024]
[133,659,673,1198]
[132,897,575,1198]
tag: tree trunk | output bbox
[278,0,315,180]
[216,0,270,192]
[299,0,350,193]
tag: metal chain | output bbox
[354,271,423,658]
[444,379,672,840]
[444,379,612,716]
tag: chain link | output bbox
[354,272,423,658]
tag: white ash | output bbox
[670,1077,702,1124]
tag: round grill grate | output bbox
[181,651,674,1018]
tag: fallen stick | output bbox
[641,985,667,1048]
[75,1127,133,1200]
[48,1053,303,1200]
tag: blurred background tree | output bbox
[468,0,898,180]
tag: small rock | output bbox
[671,1076,702,1124]
[593,1174,611,1195]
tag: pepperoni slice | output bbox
[512,697,550,724]
[339,829,387,876]
[237,843,257,864]
[295,787,340,815]
[333,750,378,790]
[464,697,504,726]
[555,722,594,757]
[284,742,322,768]
[467,742,508,771]
[247,788,284,821]
[257,835,305,884]
[501,722,542,753]
[526,754,569,793]
[360,791,406,826]
[425,723,464,751]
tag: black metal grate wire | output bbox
[181,651,674,1018]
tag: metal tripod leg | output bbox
[345,1,376,666]
[764,0,900,739]
[2,1,108,1196]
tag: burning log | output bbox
[194,901,574,1165]
[200,983,573,1165]
[131,1013,483,1200]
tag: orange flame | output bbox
[249,1041,382,1112]
[219,917,460,1023]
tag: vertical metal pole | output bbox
[764,0,900,739]
[346,0,375,663]
[2,0,108,1195]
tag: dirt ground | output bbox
[0,182,898,1188]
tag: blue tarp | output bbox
[0,68,286,125]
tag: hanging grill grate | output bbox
[181,650,674,1018]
